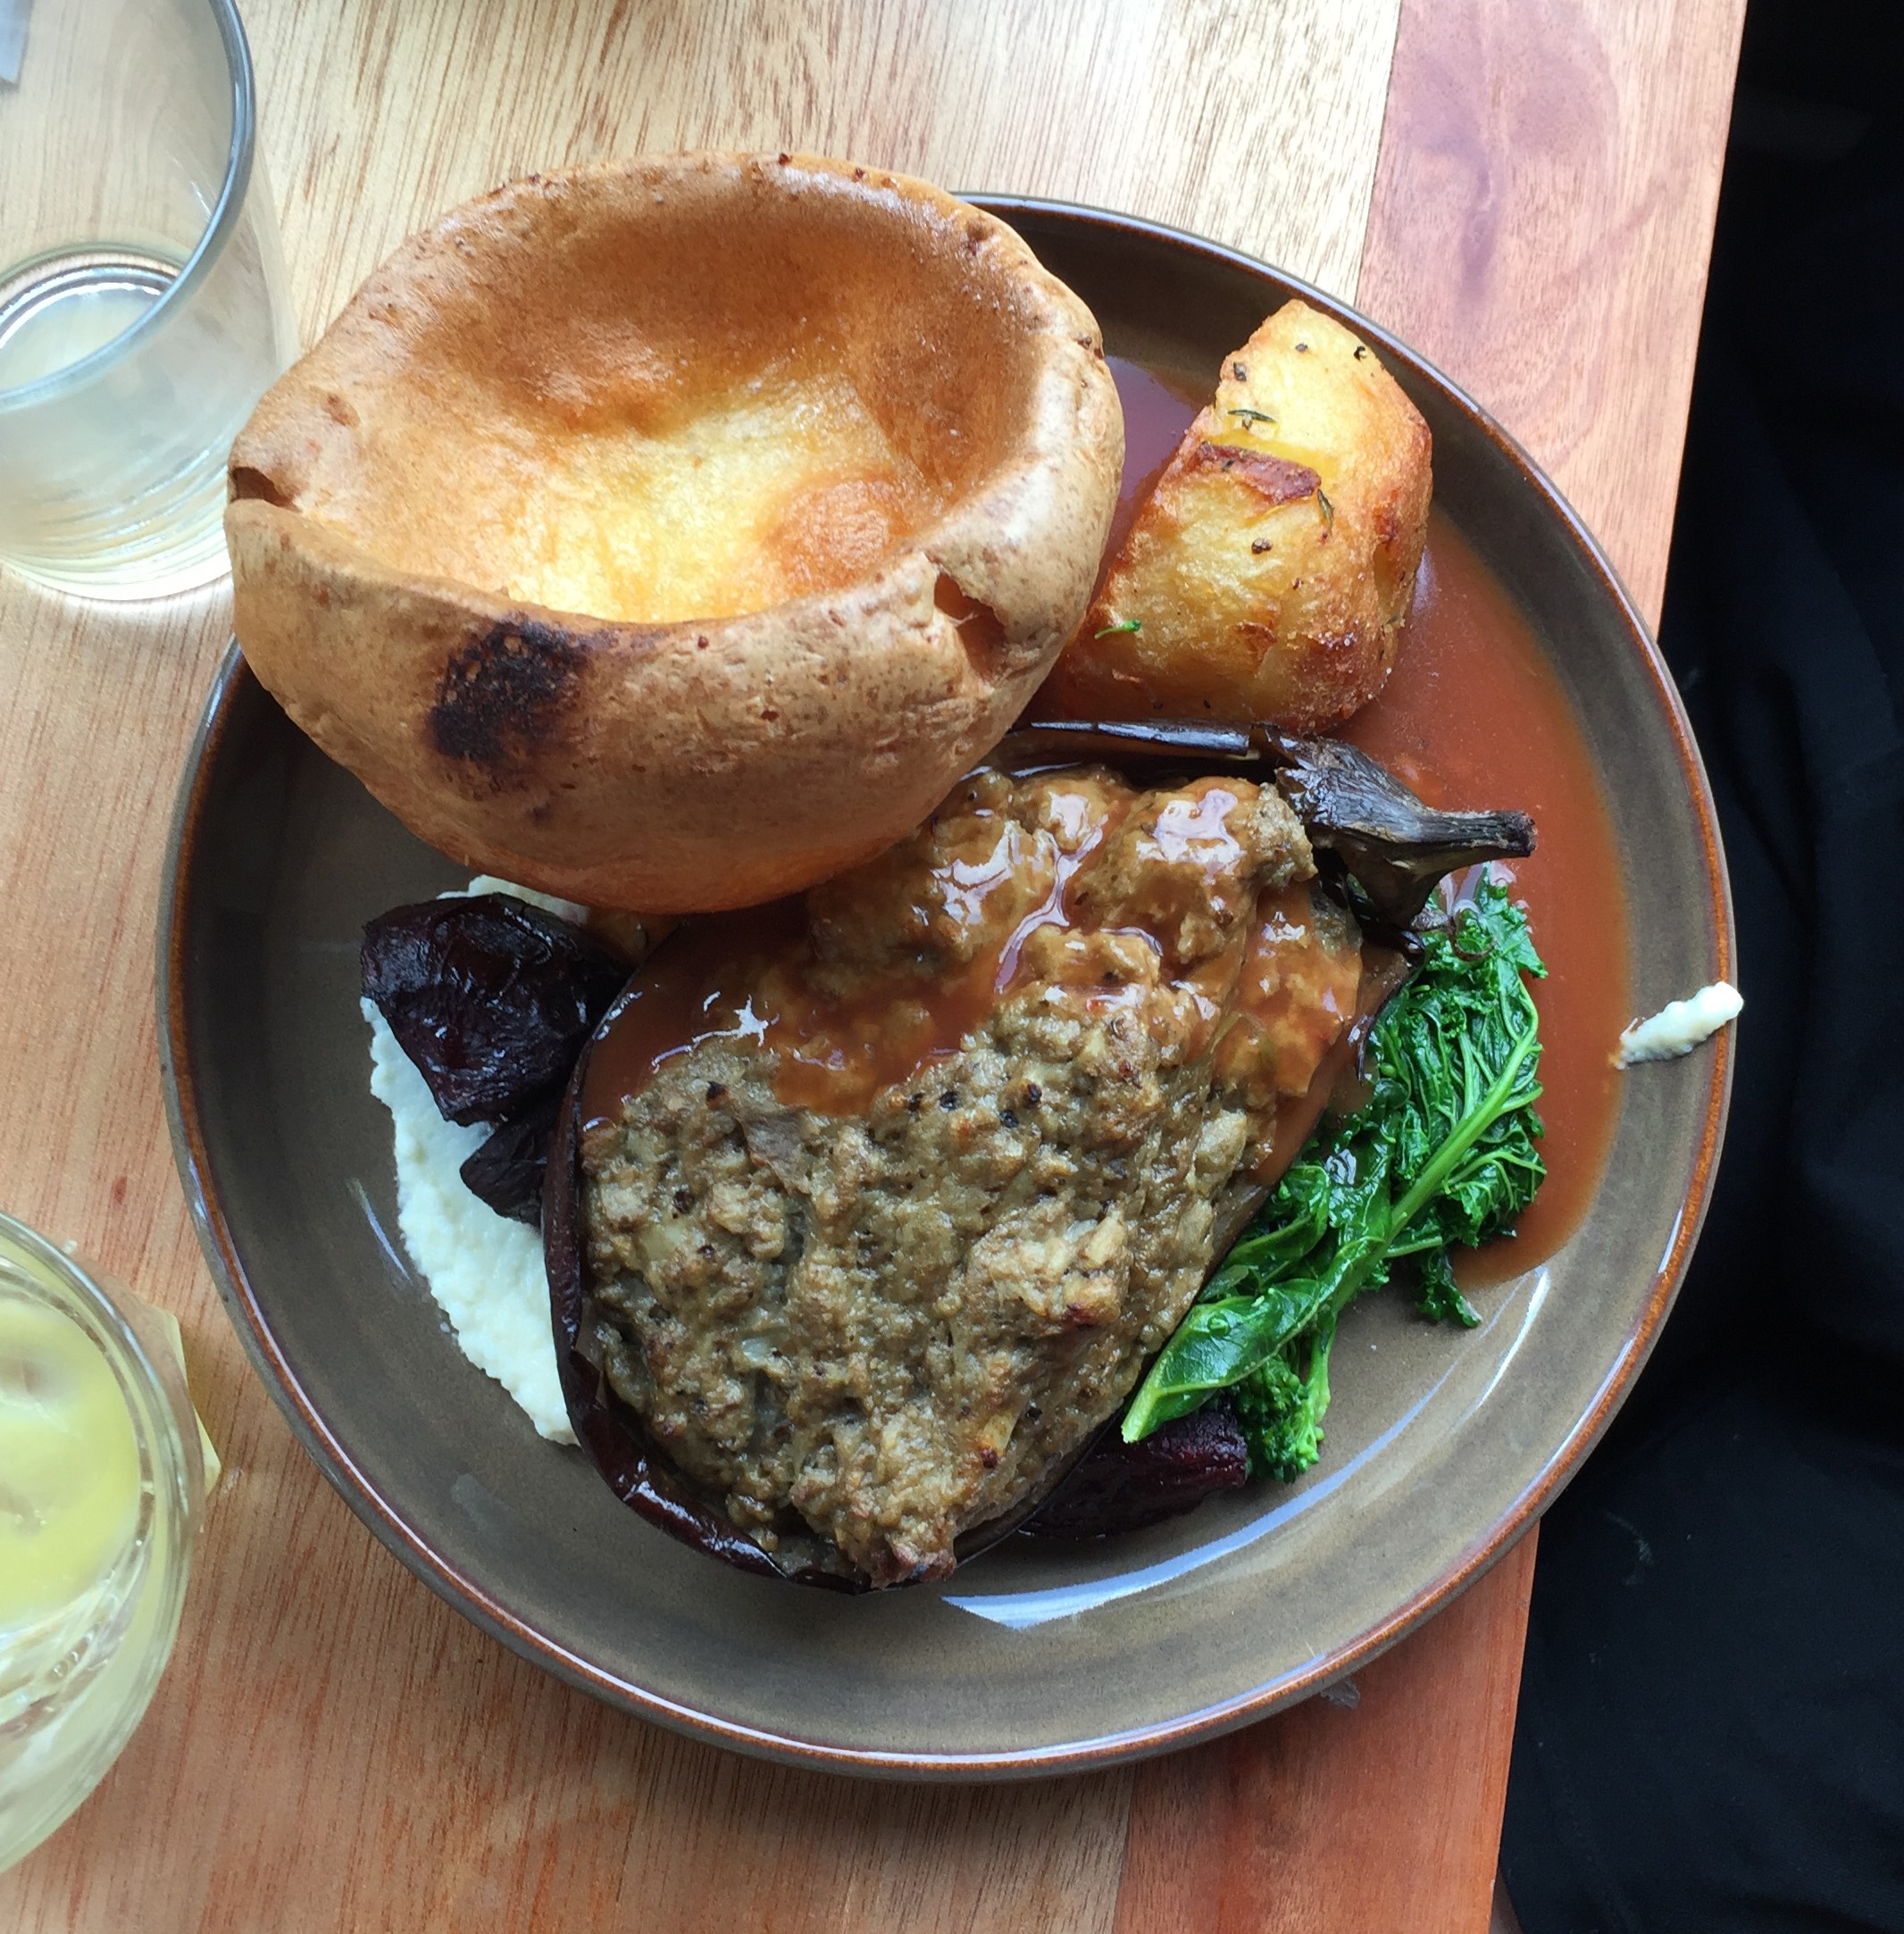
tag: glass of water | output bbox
[0,0,297,599]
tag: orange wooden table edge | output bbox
[1109,0,1748,1927]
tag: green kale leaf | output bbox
[1121,871,1548,1475]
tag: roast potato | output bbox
[1048,300,1431,732]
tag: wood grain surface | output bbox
[1357,0,1748,625]
[0,1,1741,1929]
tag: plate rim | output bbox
[159,193,1735,1780]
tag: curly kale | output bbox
[1122,871,1547,1479]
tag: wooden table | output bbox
[0,3,1742,1928]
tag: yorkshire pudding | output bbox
[225,154,1123,911]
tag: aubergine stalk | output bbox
[997,719,1535,929]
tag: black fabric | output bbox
[1510,1368,1904,1933]
[1500,2,1904,1925]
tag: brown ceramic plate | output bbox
[160,200,1733,1778]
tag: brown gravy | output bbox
[1084,359,1631,1280]
[586,354,1629,1284]
[1102,358,1205,560]
[581,770,1357,1157]
[1346,523,1630,1280]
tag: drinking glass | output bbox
[0,1213,207,1871]
[0,0,297,598]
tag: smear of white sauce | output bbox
[1616,980,1743,1067]
[361,878,584,1443]
[462,873,589,924]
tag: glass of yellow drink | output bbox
[0,1212,206,1871]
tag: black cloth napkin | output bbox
[1500,7,1904,1925]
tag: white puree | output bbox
[1616,980,1744,1067]
[362,876,587,1444]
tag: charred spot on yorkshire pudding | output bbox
[227,153,1123,912]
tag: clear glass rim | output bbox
[0,0,258,415]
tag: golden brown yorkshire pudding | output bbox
[225,154,1123,912]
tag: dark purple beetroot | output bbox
[362,895,628,1126]
[459,1092,563,1224]
[1025,1402,1250,1538]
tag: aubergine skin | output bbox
[547,1035,1257,1584]
[530,731,1532,1588]
[460,1093,564,1225]
[362,894,628,1125]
